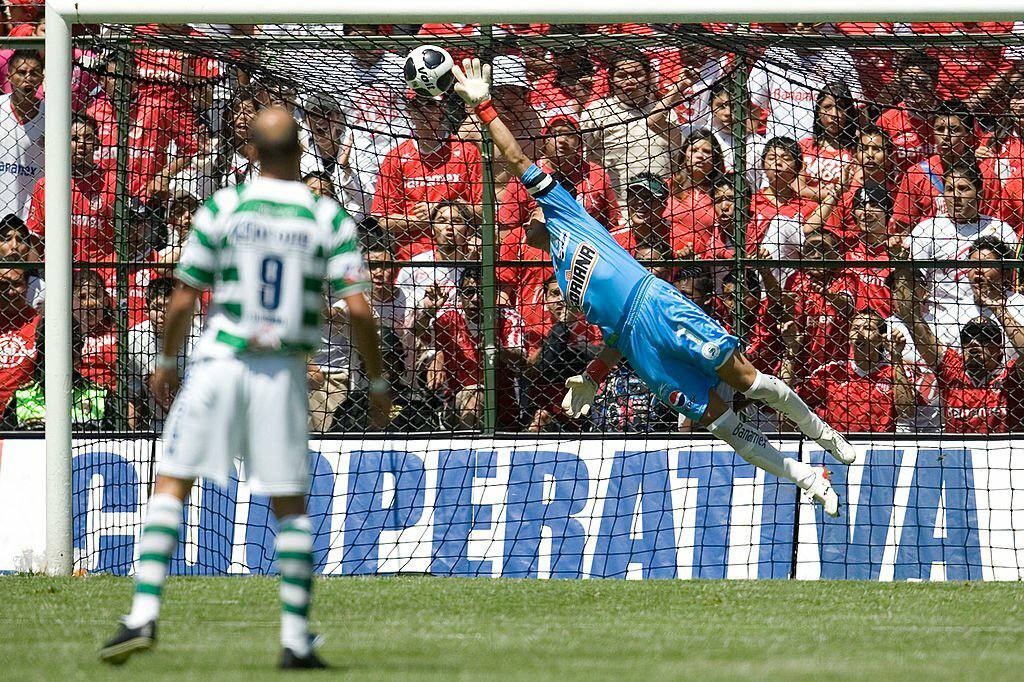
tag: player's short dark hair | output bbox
[896,52,941,79]
[943,162,984,192]
[146,276,176,306]
[9,49,42,71]
[762,136,804,172]
[961,317,1003,347]
[969,235,1015,261]
[932,98,974,131]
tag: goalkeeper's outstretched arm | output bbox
[452,58,533,178]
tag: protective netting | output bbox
[27,22,1024,579]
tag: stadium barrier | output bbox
[2,437,1017,580]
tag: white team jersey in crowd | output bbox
[909,215,1020,346]
[176,176,369,360]
[0,93,43,219]
[748,47,863,142]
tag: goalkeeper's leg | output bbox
[100,474,191,664]
[699,390,839,517]
[717,351,857,465]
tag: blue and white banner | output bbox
[1,438,1020,580]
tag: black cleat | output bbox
[279,647,328,669]
[99,620,157,665]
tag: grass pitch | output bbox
[1,576,1022,680]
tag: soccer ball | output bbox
[404,45,455,97]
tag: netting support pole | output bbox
[480,25,498,433]
[729,58,750,343]
[43,6,74,576]
[111,50,134,430]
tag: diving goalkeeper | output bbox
[452,58,854,515]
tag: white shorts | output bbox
[159,354,310,495]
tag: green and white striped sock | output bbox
[277,515,314,655]
[125,493,182,628]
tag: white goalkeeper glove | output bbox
[562,374,598,418]
[452,57,492,106]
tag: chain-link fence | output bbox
[11,22,1024,435]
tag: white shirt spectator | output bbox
[394,249,461,317]
[887,315,941,433]
[909,214,1019,345]
[748,47,863,142]
[300,134,369,223]
[579,95,676,198]
[334,51,411,202]
[758,214,805,284]
[0,93,43,220]
[125,318,195,428]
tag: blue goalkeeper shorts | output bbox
[614,276,739,422]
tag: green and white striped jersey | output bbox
[176,177,368,359]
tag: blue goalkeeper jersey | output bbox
[521,164,651,341]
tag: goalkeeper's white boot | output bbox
[815,425,857,465]
[802,466,840,518]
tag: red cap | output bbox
[543,114,581,135]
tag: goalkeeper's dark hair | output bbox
[709,76,732,104]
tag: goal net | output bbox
[17,20,1024,580]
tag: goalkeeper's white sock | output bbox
[125,493,182,628]
[277,514,314,656]
[745,371,828,441]
[707,409,816,488]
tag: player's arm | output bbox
[561,346,622,418]
[451,58,533,178]
[150,283,202,409]
[343,291,390,429]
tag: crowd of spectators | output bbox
[4,19,1024,433]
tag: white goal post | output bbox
[41,0,1024,575]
